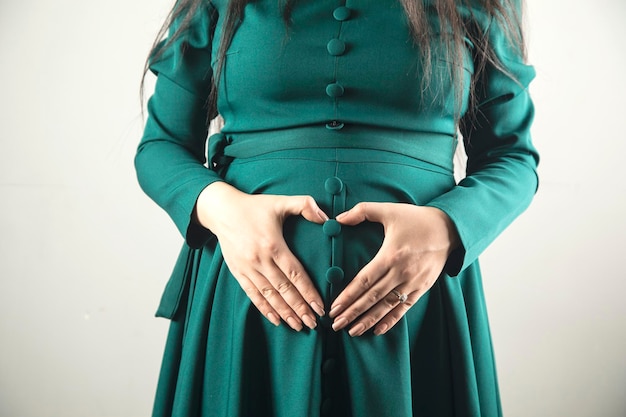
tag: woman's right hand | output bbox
[193,181,328,331]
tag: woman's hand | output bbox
[194,182,328,331]
[329,203,460,337]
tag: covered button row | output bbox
[325,40,345,98]
[324,176,345,284]
[324,6,351,129]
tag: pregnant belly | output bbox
[223,147,456,297]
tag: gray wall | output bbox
[1,0,624,416]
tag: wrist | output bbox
[426,207,461,254]
[193,181,243,230]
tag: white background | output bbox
[1,0,624,416]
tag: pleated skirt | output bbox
[153,130,502,417]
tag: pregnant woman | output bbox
[136,0,539,416]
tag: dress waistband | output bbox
[208,125,457,174]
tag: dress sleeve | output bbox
[425,7,539,276]
[135,2,221,249]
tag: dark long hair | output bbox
[141,0,526,122]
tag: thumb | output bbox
[335,202,386,225]
[279,195,329,224]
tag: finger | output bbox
[259,247,323,329]
[344,289,410,337]
[247,267,307,331]
[236,273,282,327]
[280,195,329,224]
[329,250,391,319]
[248,226,324,321]
[373,291,421,336]
[272,249,325,319]
[330,268,397,332]
[335,202,389,226]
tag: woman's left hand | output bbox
[329,203,460,337]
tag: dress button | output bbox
[327,38,346,56]
[325,266,344,284]
[326,82,345,98]
[333,6,352,21]
[322,358,337,374]
[323,220,342,237]
[321,398,333,415]
[324,176,344,195]
[325,120,344,130]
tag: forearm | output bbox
[426,152,538,275]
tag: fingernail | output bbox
[374,323,388,336]
[286,316,303,332]
[332,317,348,332]
[317,209,329,221]
[329,304,342,318]
[267,312,280,326]
[335,212,347,220]
[310,301,325,317]
[302,314,317,330]
[349,323,366,337]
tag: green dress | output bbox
[136,1,538,416]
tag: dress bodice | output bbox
[209,0,473,135]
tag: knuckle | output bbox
[385,311,402,325]
[276,280,293,294]
[245,291,273,313]
[287,268,304,284]
[274,304,295,319]
[403,264,420,280]
[367,289,382,304]
[259,239,280,255]
[345,307,364,322]
[302,195,316,208]
[390,247,410,265]
[354,202,366,215]
[251,296,269,311]
[261,286,276,298]
[241,284,258,298]
[414,280,431,293]
[362,315,380,329]
[393,309,408,321]
[383,294,398,308]
[291,299,307,313]
[361,309,384,328]
[241,251,261,264]
[358,274,373,290]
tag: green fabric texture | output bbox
[135,1,538,416]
